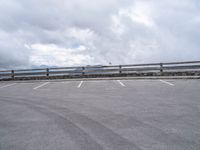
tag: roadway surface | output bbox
[0,79,200,150]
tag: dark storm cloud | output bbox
[0,0,200,69]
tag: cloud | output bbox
[0,0,200,69]
[29,43,94,66]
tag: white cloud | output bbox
[118,2,154,27]
[110,15,126,36]
[0,0,200,69]
[30,43,94,66]
[67,27,95,42]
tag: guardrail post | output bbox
[119,65,122,74]
[160,63,163,73]
[82,67,85,75]
[46,68,49,77]
[11,70,15,80]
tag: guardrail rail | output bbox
[0,61,200,80]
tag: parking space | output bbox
[0,79,183,91]
[0,83,16,89]
[0,79,200,104]
[0,79,199,104]
[0,79,200,150]
[0,82,8,87]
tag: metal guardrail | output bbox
[0,61,200,80]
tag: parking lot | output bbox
[0,79,200,150]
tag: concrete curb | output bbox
[0,76,199,83]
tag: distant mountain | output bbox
[30,65,58,69]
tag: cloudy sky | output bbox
[0,0,200,69]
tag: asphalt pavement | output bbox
[0,79,200,150]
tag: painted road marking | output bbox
[0,83,16,89]
[159,80,174,86]
[117,80,125,87]
[77,81,83,88]
[33,82,50,90]
[61,81,70,84]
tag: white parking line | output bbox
[117,80,125,87]
[159,80,174,86]
[77,81,83,88]
[0,83,16,89]
[33,82,50,90]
